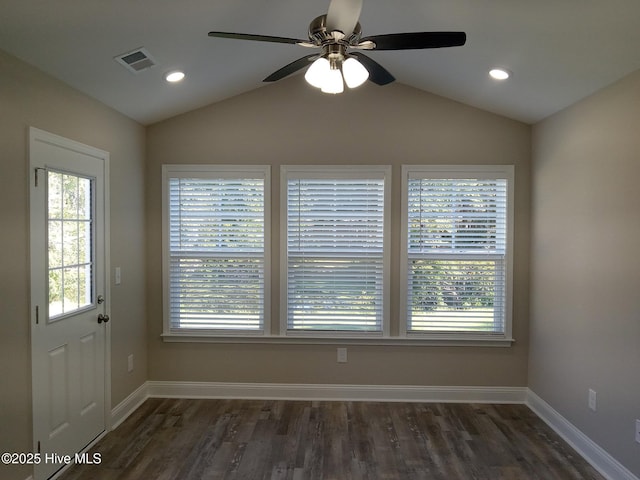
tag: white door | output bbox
[29,128,110,480]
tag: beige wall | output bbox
[530,70,640,476]
[146,78,531,386]
[0,49,147,480]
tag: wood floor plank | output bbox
[58,399,606,480]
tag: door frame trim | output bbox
[28,127,112,475]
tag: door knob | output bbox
[97,314,110,324]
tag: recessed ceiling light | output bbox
[165,71,185,83]
[489,68,511,81]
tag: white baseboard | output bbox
[110,382,148,429]
[526,390,639,480]
[145,381,527,404]
[109,381,525,433]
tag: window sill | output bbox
[161,333,515,348]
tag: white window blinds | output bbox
[283,167,389,334]
[402,166,513,337]
[164,166,269,333]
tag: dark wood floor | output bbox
[58,398,605,480]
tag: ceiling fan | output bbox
[208,0,466,94]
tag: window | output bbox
[47,170,95,319]
[162,165,270,335]
[400,165,513,340]
[161,163,515,345]
[281,166,390,336]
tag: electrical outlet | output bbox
[635,419,640,444]
[588,389,597,412]
[337,348,347,363]
[127,354,134,373]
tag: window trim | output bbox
[399,164,515,342]
[161,164,271,338]
[279,165,391,338]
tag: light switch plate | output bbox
[588,389,597,411]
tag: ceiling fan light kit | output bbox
[208,0,466,94]
[304,43,370,94]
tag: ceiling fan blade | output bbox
[208,31,307,45]
[361,31,466,50]
[326,0,363,35]
[350,52,395,86]
[263,54,319,82]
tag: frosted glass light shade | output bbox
[342,57,369,88]
[321,67,344,94]
[305,57,330,89]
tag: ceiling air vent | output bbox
[115,47,156,73]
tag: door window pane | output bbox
[47,171,94,319]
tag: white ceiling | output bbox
[1,0,640,125]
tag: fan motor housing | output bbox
[308,15,362,46]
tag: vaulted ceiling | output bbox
[1,0,639,125]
